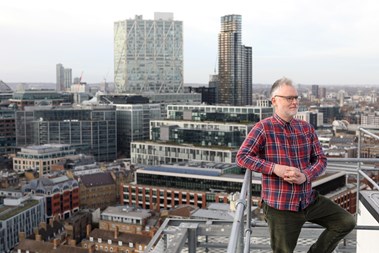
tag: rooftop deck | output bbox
[145,127,379,253]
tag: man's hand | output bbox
[273,164,306,185]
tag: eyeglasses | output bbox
[274,95,300,103]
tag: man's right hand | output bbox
[273,164,306,185]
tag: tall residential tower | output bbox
[218,15,252,106]
[56,63,72,91]
[114,12,183,94]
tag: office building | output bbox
[98,95,162,158]
[114,103,161,158]
[143,93,201,118]
[13,144,77,176]
[131,104,272,165]
[0,196,45,253]
[166,104,273,122]
[218,14,252,106]
[99,206,152,234]
[114,12,183,93]
[9,90,72,110]
[316,105,341,124]
[130,141,238,165]
[150,119,251,148]
[78,172,117,210]
[0,108,16,156]
[15,105,117,162]
[22,175,79,220]
[295,111,324,129]
[186,86,217,105]
[122,163,349,211]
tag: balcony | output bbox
[144,127,379,253]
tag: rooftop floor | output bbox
[146,219,357,253]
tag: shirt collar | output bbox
[273,113,294,127]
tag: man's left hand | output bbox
[283,167,307,184]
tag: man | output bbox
[236,77,355,253]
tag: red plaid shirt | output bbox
[236,114,327,211]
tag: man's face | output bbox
[271,85,299,121]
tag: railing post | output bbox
[227,170,250,253]
[244,170,252,253]
[237,211,244,253]
[356,127,362,216]
[188,224,197,253]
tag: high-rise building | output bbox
[218,14,252,106]
[56,63,64,91]
[242,46,253,105]
[312,84,319,99]
[56,64,72,92]
[64,68,72,90]
[114,12,183,93]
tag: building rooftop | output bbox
[89,228,151,245]
[79,172,115,188]
[102,206,151,220]
[17,239,89,253]
[0,199,39,221]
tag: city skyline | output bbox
[1,0,379,85]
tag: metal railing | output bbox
[227,127,379,253]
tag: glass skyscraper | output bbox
[218,15,252,106]
[114,12,183,94]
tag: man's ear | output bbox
[271,97,276,106]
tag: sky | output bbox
[1,0,379,85]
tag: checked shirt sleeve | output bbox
[236,122,275,175]
[301,126,327,182]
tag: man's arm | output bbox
[300,126,327,183]
[236,123,275,175]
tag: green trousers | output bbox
[262,194,356,253]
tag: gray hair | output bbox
[270,77,294,98]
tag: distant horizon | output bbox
[3,81,378,88]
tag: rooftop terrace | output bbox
[145,127,379,253]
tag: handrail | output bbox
[227,168,251,253]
